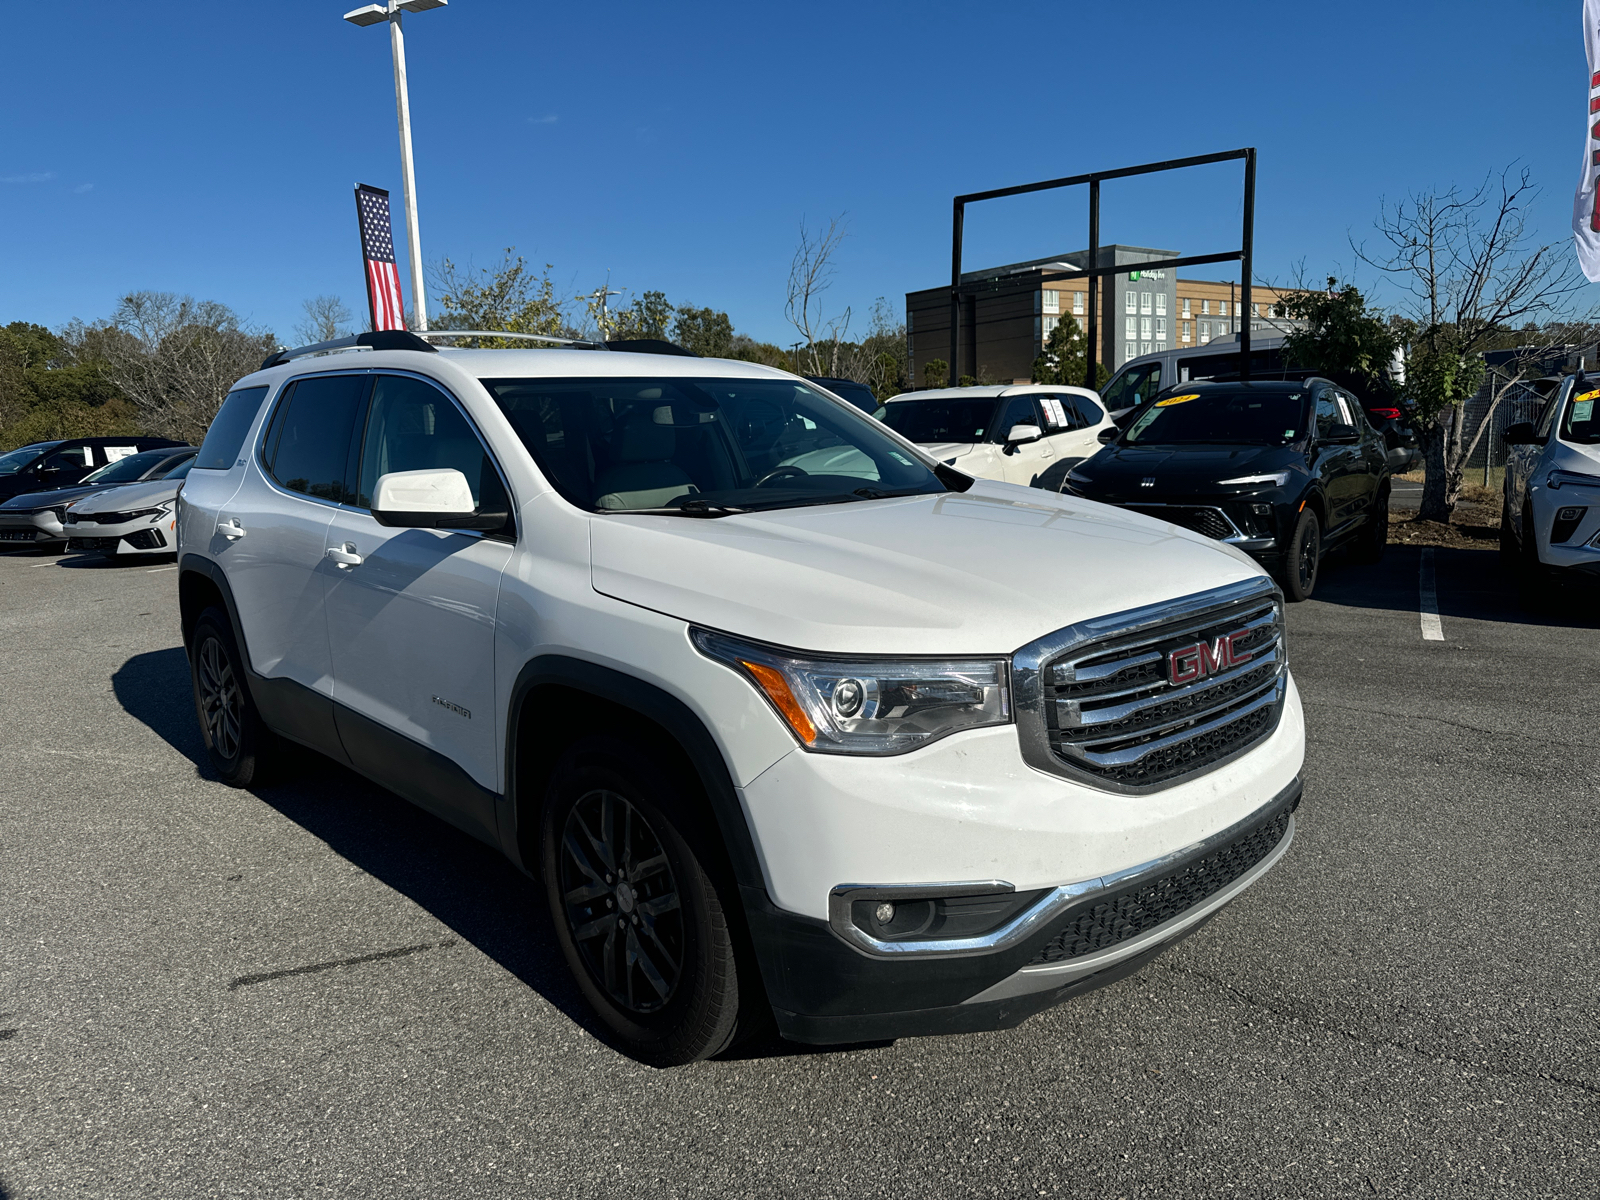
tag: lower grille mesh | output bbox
[1028,804,1292,965]
[1128,505,1234,541]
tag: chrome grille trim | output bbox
[1013,576,1286,794]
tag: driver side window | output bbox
[356,375,510,517]
[991,397,1040,444]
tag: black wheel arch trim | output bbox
[502,655,766,893]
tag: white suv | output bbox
[1501,373,1600,589]
[177,331,1304,1064]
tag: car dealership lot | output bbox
[1,550,1595,1198]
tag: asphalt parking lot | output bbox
[1,543,1596,1199]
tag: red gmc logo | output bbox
[1168,629,1254,686]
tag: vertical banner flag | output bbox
[355,184,408,331]
[1574,0,1600,281]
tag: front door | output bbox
[322,373,514,845]
[1312,390,1366,535]
[993,395,1052,487]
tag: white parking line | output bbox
[146,564,177,573]
[1419,548,1444,641]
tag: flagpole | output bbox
[387,2,427,330]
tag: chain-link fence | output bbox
[1463,370,1549,481]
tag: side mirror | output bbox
[1502,422,1540,446]
[372,468,506,532]
[1007,423,1042,444]
[1097,426,1119,444]
[1324,423,1361,444]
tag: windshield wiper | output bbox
[851,485,930,500]
[599,499,749,518]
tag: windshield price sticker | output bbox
[1156,394,1200,407]
[1574,399,1596,422]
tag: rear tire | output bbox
[542,737,743,1066]
[1499,496,1518,568]
[190,607,272,787]
[1277,507,1321,601]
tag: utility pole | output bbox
[344,0,447,331]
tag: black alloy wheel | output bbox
[559,788,685,1014]
[189,607,272,787]
[542,737,745,1066]
[1279,507,1321,602]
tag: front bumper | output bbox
[747,777,1300,1043]
[1531,478,1600,573]
[65,515,175,555]
[0,510,66,545]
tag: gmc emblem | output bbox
[1168,629,1254,686]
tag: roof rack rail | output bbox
[260,329,436,370]
[417,330,607,349]
[605,338,699,357]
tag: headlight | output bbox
[1546,468,1600,491]
[1217,471,1290,487]
[146,502,174,523]
[691,628,1011,755]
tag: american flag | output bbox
[354,184,407,331]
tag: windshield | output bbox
[80,448,182,486]
[1124,389,1306,446]
[0,444,53,475]
[880,399,996,444]
[1560,385,1600,445]
[481,376,948,515]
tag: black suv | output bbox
[1065,378,1390,600]
[0,436,189,502]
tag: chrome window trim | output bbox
[828,774,1301,960]
[1013,575,1284,794]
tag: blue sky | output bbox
[0,0,1590,345]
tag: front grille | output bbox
[77,511,147,525]
[1043,590,1285,788]
[68,537,120,551]
[1128,505,1235,541]
[1028,803,1292,965]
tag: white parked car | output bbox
[65,458,194,557]
[1501,373,1600,589]
[875,384,1116,492]
[177,331,1304,1064]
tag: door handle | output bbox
[326,543,363,568]
[217,518,246,540]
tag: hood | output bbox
[1074,444,1301,500]
[0,482,131,512]
[590,480,1265,656]
[69,477,180,514]
[916,441,977,463]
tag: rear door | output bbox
[322,372,514,843]
[223,372,369,697]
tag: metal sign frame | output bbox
[949,147,1257,387]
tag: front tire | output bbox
[1518,501,1553,606]
[1277,507,1322,601]
[189,607,273,787]
[1499,495,1518,568]
[542,737,742,1066]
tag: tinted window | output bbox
[1069,394,1105,428]
[164,458,195,481]
[814,379,879,414]
[196,386,270,471]
[1101,362,1163,412]
[1560,385,1600,445]
[80,447,187,486]
[1314,393,1341,439]
[39,446,92,471]
[1125,388,1306,446]
[992,396,1040,443]
[483,376,944,514]
[0,444,55,475]
[263,375,369,503]
[357,375,510,514]
[880,399,996,444]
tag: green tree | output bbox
[1280,279,1400,402]
[432,250,566,344]
[612,290,674,341]
[672,305,734,357]
[0,321,136,451]
[1031,315,1109,388]
[922,358,948,388]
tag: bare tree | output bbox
[293,295,354,345]
[71,292,276,444]
[1354,167,1584,521]
[785,215,851,375]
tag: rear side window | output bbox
[195,386,270,471]
[261,375,370,503]
[355,375,510,515]
[1069,394,1105,428]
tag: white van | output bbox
[1101,334,1291,424]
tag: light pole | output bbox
[343,0,446,331]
